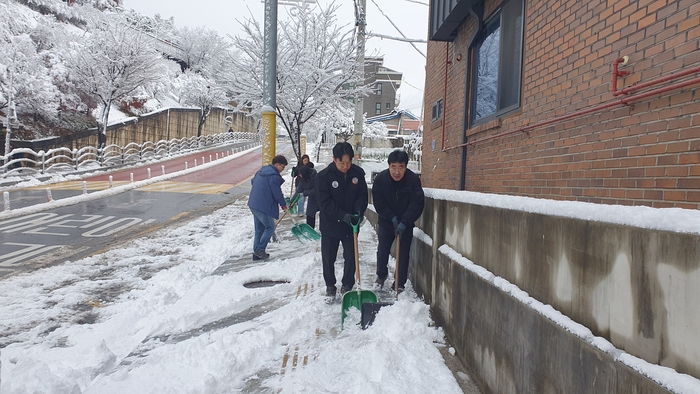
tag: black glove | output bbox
[391,216,399,229]
[394,222,406,236]
[342,213,354,224]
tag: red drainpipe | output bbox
[440,42,450,151]
[443,58,700,151]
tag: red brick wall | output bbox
[423,0,700,210]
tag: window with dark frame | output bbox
[375,103,382,114]
[376,83,383,95]
[386,103,391,110]
[431,98,443,122]
[471,0,523,125]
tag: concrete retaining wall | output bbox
[368,191,698,393]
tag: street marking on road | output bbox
[136,181,231,194]
[0,243,64,267]
[82,218,156,237]
[23,180,231,194]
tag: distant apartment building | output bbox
[363,57,403,117]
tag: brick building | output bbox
[423,0,700,209]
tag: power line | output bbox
[368,0,426,58]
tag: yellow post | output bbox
[300,134,307,155]
[262,108,276,165]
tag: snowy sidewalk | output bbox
[0,197,474,393]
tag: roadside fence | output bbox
[1,131,258,178]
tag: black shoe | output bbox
[374,277,386,289]
[340,285,353,295]
[252,251,269,261]
[390,282,405,293]
[325,286,337,297]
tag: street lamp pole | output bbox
[353,0,366,159]
[261,0,279,166]
[3,69,13,171]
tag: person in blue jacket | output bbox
[371,150,424,293]
[248,155,288,261]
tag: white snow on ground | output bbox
[0,178,463,393]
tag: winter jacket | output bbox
[293,168,319,216]
[371,168,424,236]
[247,164,287,219]
[292,161,315,188]
[317,162,368,238]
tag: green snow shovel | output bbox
[341,215,378,329]
[287,212,321,243]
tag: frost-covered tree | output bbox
[176,70,228,137]
[65,20,167,146]
[364,117,389,139]
[175,26,230,74]
[228,2,365,161]
[0,35,60,125]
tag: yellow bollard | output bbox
[262,109,277,165]
[300,134,307,156]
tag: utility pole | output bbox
[353,0,366,159]
[261,0,278,166]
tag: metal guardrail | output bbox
[1,132,259,178]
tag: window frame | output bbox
[469,0,524,126]
[375,102,382,114]
[432,98,444,122]
[376,82,383,96]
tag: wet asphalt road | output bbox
[0,142,294,279]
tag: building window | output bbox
[471,0,523,124]
[386,103,391,110]
[376,83,382,96]
[431,99,443,122]
[375,103,382,114]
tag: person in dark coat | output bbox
[291,165,319,228]
[247,155,288,261]
[371,150,424,292]
[317,142,368,297]
[291,154,314,216]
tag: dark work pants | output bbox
[376,224,413,288]
[306,214,316,229]
[321,234,356,289]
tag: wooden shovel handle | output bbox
[395,234,400,295]
[275,208,290,226]
[354,232,361,287]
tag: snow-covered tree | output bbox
[228,2,365,161]
[176,70,228,137]
[175,26,230,74]
[0,35,61,125]
[65,20,167,146]
[364,118,389,139]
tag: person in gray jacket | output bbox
[247,155,288,260]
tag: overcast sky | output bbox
[122,0,429,117]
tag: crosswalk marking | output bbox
[0,243,64,267]
[25,180,231,194]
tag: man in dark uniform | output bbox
[317,142,368,297]
[371,150,424,292]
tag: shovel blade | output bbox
[291,223,321,243]
[341,290,378,328]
